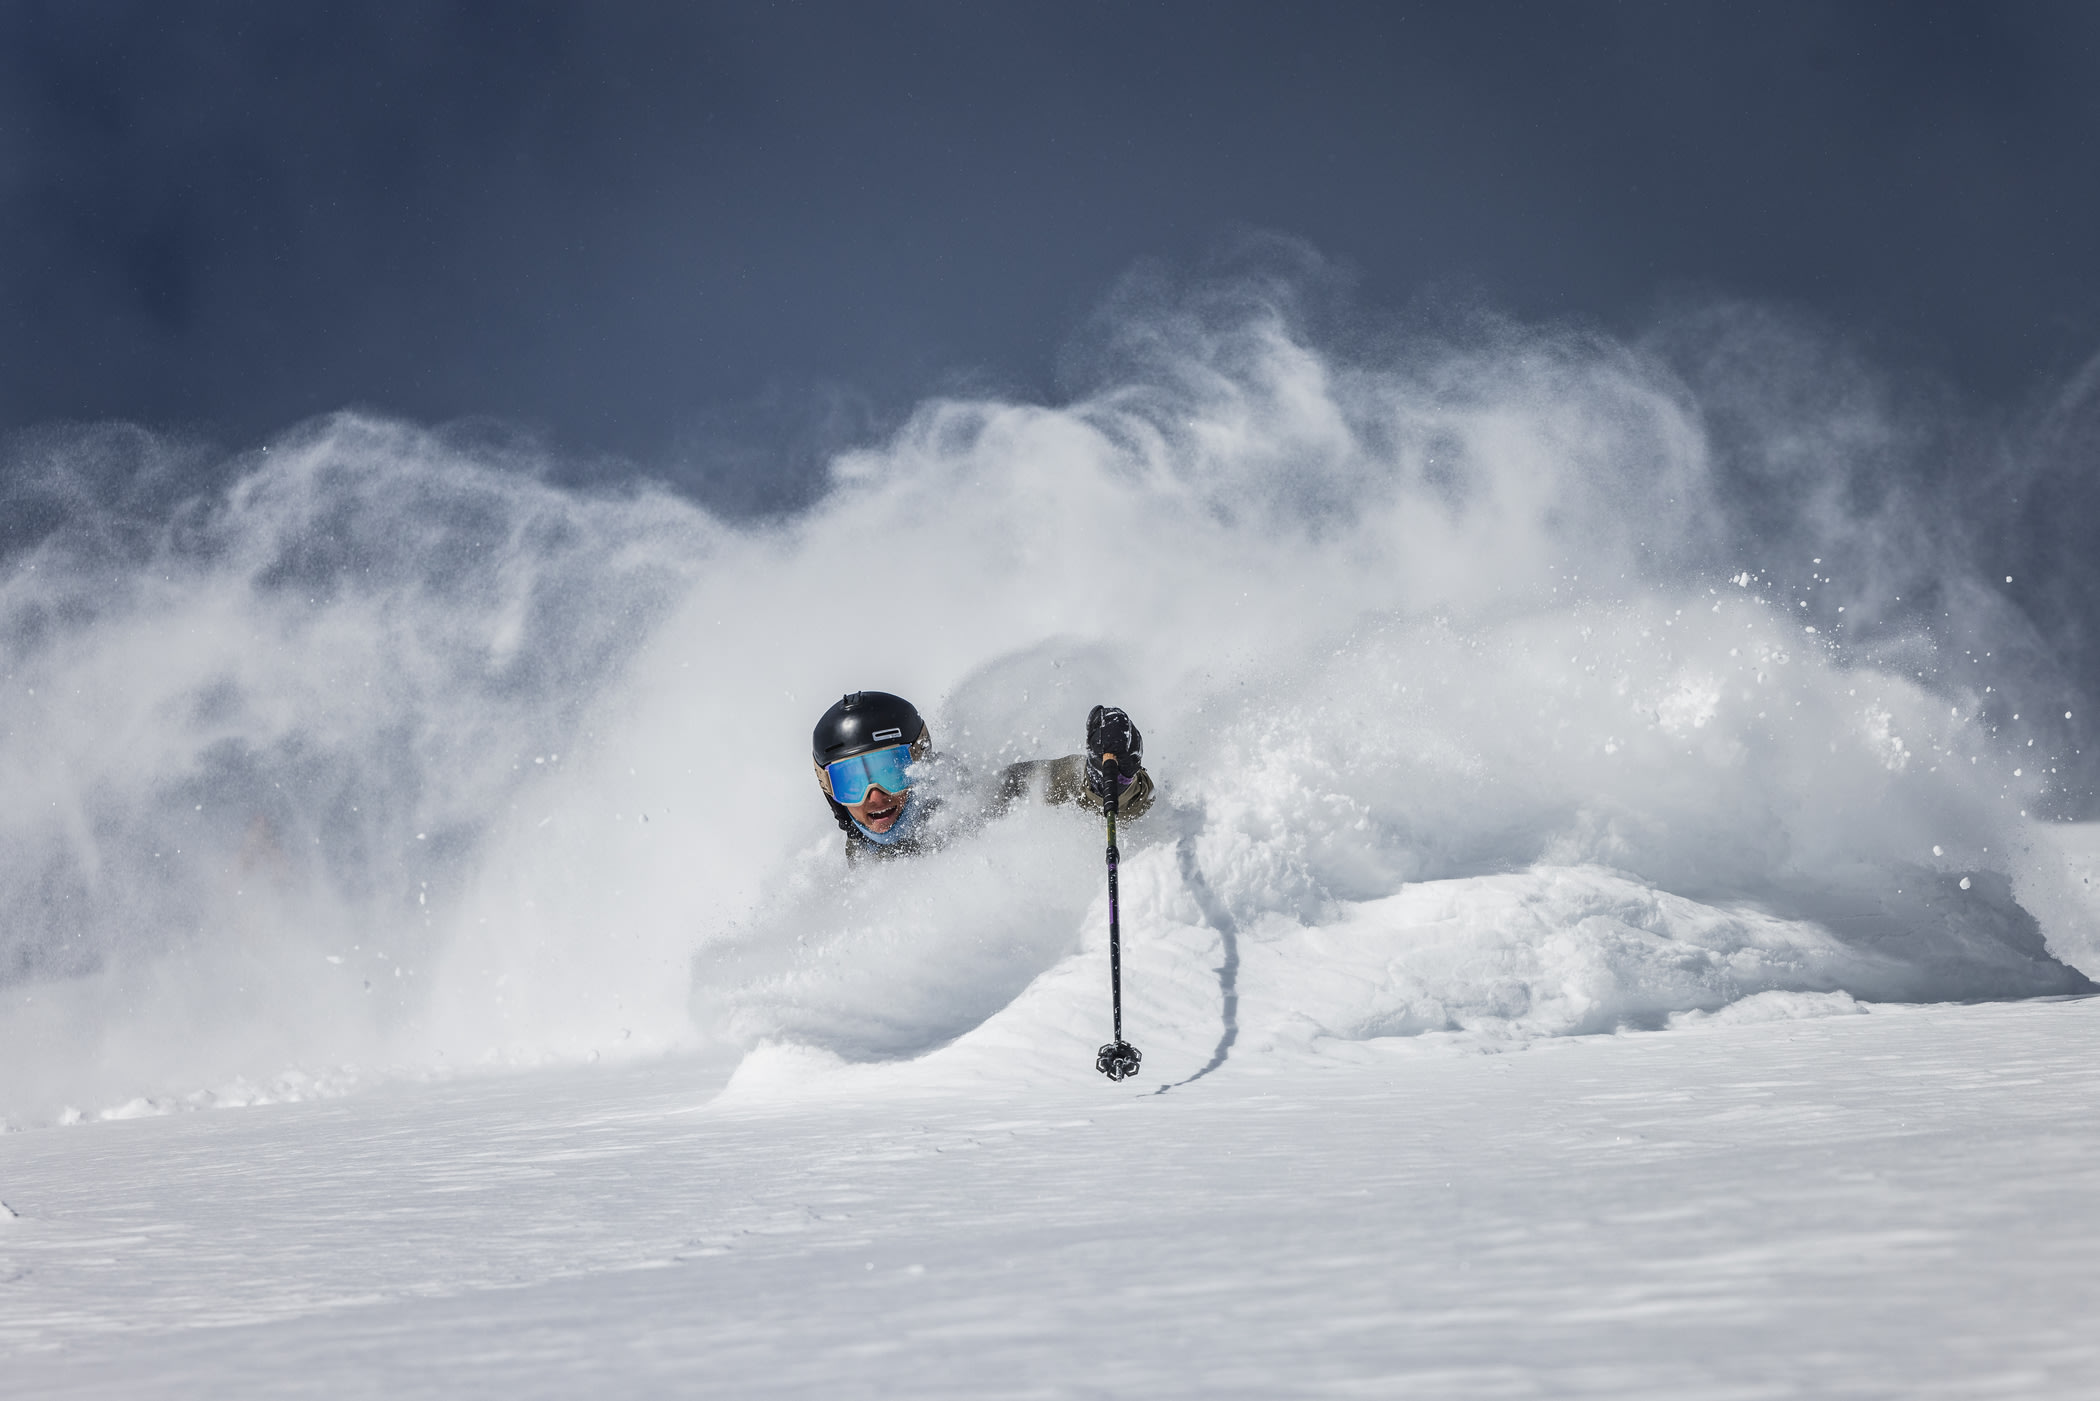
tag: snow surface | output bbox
[6,293,2100,1394]
[7,995,2100,1397]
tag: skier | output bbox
[811,690,1154,862]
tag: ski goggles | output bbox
[824,744,916,806]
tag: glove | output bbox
[1086,705,1143,798]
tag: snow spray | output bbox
[5,268,2100,1122]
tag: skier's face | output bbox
[817,760,912,832]
[847,784,908,832]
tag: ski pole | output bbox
[1095,753,1142,1082]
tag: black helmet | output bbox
[812,691,924,764]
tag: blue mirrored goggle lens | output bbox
[825,744,915,806]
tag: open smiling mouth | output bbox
[863,793,904,826]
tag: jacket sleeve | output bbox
[1000,754,1155,819]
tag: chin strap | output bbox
[824,795,857,834]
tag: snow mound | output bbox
[694,845,2079,1099]
[1668,988,1867,1029]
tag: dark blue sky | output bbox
[5,0,2099,491]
